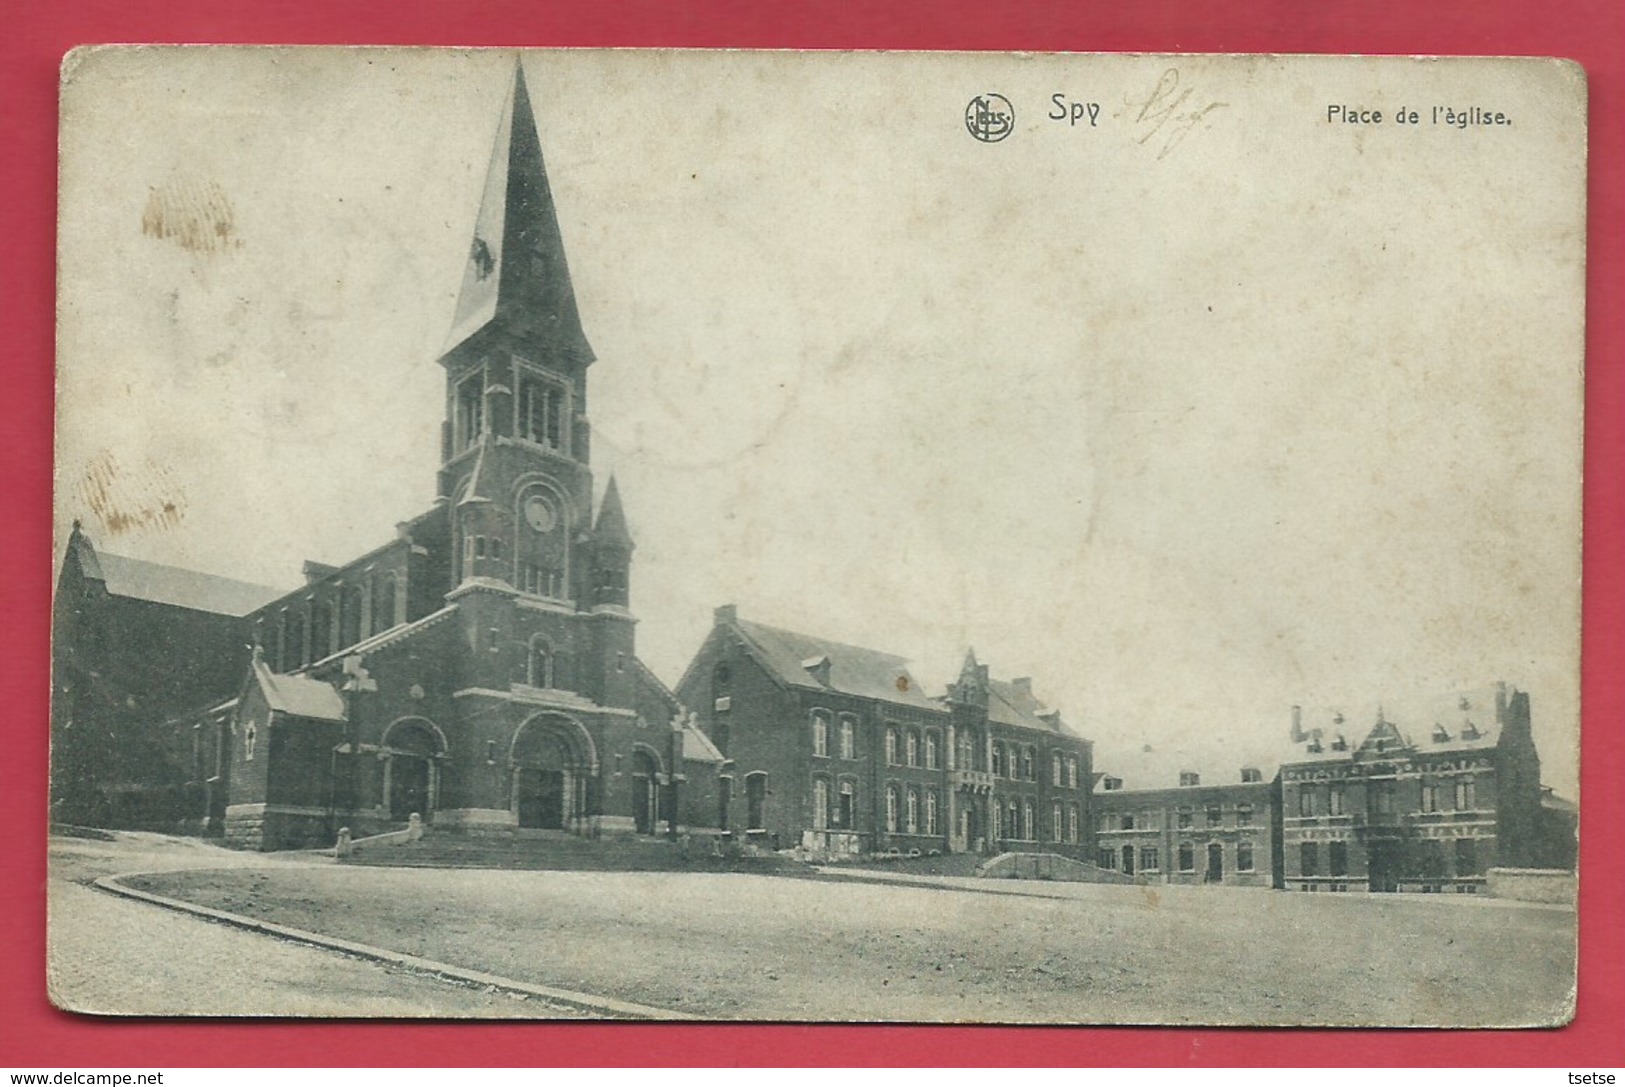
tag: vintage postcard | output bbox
[51,48,1584,1025]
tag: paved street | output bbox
[47,833,584,1018]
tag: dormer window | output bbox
[1330,734,1348,751]
[1432,724,1452,743]
[1462,721,1481,740]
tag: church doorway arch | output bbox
[381,717,446,823]
[630,747,664,835]
[510,713,596,832]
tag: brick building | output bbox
[674,607,1095,858]
[1091,768,1284,888]
[50,527,281,829]
[55,64,727,850]
[1278,684,1548,893]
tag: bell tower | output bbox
[434,60,637,710]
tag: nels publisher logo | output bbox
[965,93,1015,142]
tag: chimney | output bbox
[714,603,738,626]
[1495,681,1509,723]
[1012,677,1033,698]
[1290,704,1305,743]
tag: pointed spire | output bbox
[593,475,633,550]
[444,60,595,366]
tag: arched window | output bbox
[516,370,566,450]
[1052,801,1064,841]
[311,598,334,661]
[1005,800,1019,839]
[1179,842,1196,872]
[991,742,1005,777]
[1023,747,1036,781]
[885,784,900,833]
[745,772,768,831]
[885,727,899,766]
[1052,752,1063,786]
[339,582,363,648]
[811,713,829,757]
[925,790,939,835]
[836,780,855,828]
[924,731,939,769]
[838,718,855,760]
[1022,799,1035,839]
[906,730,919,767]
[812,777,830,830]
[905,787,919,834]
[1068,804,1080,844]
[375,572,400,633]
[528,638,555,689]
[242,721,257,761]
[1066,756,1079,789]
[957,729,976,771]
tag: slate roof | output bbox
[1093,742,1280,792]
[986,677,1065,734]
[85,545,284,618]
[251,654,347,722]
[1282,685,1509,765]
[728,617,941,711]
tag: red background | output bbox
[2,0,1620,1068]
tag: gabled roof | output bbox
[70,529,283,617]
[727,615,941,711]
[680,721,725,764]
[443,61,594,364]
[251,652,347,722]
[1283,685,1511,765]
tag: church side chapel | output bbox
[55,63,726,852]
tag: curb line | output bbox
[94,872,696,1020]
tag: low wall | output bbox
[1485,867,1576,904]
[979,851,1139,884]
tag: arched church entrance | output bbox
[630,747,662,835]
[382,718,446,823]
[511,713,596,832]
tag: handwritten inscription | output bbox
[1126,68,1227,160]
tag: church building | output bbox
[54,64,725,851]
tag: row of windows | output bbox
[455,367,569,453]
[1296,838,1484,878]
[1293,778,1476,818]
[462,540,565,600]
[813,713,1083,787]
[1099,803,1257,832]
[1097,841,1259,874]
[261,571,404,672]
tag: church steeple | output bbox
[443,60,594,367]
[591,475,633,608]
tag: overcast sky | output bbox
[56,49,1585,793]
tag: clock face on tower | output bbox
[523,495,557,533]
